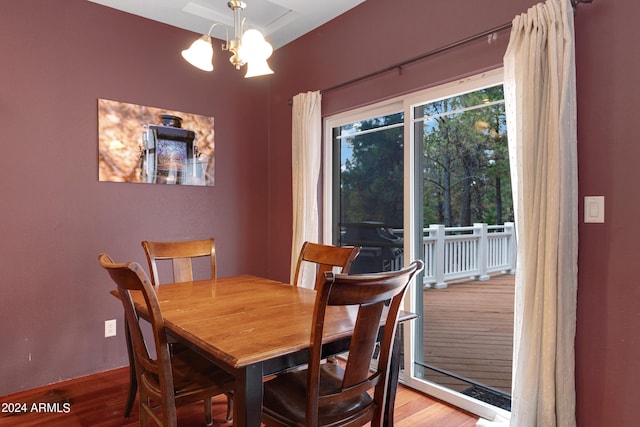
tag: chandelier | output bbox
[181,1,274,78]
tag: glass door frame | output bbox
[323,68,510,422]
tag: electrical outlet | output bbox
[105,319,116,337]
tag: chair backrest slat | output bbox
[293,241,361,289]
[142,238,216,286]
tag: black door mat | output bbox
[461,385,511,411]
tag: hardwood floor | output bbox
[0,367,478,426]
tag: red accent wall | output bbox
[2,0,639,425]
[573,1,640,426]
[0,0,270,394]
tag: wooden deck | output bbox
[421,274,514,396]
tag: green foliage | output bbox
[340,113,404,227]
[337,85,513,230]
[420,86,512,226]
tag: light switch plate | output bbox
[584,196,604,223]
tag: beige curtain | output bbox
[290,91,322,287]
[503,0,578,425]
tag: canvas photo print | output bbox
[98,99,215,186]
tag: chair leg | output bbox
[124,365,137,417]
[383,328,403,427]
[124,322,137,418]
[225,393,233,422]
[204,397,212,425]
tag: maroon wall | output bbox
[573,1,640,426]
[267,0,640,425]
[0,1,270,394]
[3,0,639,425]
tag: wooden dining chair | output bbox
[292,241,361,289]
[98,253,234,427]
[139,237,233,421]
[121,238,220,418]
[261,260,424,427]
[141,237,217,286]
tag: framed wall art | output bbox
[98,99,215,186]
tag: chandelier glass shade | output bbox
[181,35,214,72]
[181,1,274,78]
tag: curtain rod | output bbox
[288,0,592,104]
[319,21,512,96]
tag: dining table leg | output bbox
[234,363,264,427]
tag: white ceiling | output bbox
[88,0,366,49]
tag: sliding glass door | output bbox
[323,69,513,421]
[409,76,513,415]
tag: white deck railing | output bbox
[422,222,516,288]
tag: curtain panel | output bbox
[502,0,578,426]
[290,91,322,287]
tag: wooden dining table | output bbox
[119,274,415,427]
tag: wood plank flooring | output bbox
[422,274,514,394]
[0,367,478,426]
